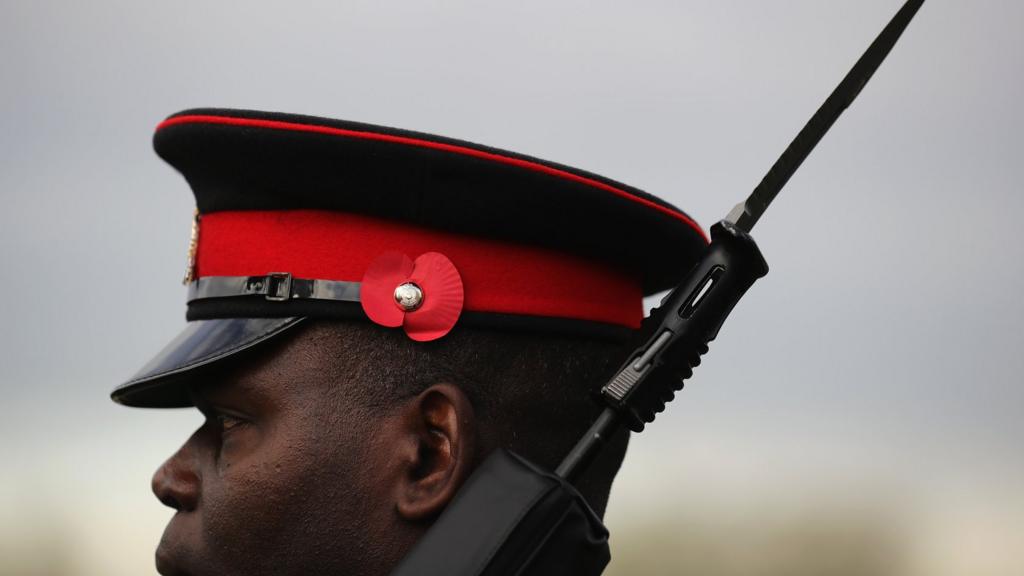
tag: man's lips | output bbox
[155,513,203,576]
[156,545,193,576]
[155,555,191,576]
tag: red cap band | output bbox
[196,210,644,328]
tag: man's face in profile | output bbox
[145,319,629,576]
[151,326,414,576]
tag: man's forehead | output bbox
[188,324,327,404]
[187,356,276,409]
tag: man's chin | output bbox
[155,545,192,576]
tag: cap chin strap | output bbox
[187,274,362,304]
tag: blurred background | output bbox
[1,1,1021,574]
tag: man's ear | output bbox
[394,383,477,521]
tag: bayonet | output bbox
[727,0,926,233]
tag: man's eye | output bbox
[216,414,246,432]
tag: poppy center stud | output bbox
[393,282,424,311]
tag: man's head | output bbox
[152,320,629,576]
[118,108,707,576]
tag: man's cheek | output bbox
[207,447,314,531]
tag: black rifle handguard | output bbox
[601,221,768,431]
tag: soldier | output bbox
[113,108,707,576]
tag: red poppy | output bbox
[360,251,464,341]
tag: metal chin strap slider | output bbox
[264,272,293,301]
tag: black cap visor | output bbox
[111,317,305,408]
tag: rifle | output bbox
[392,1,926,574]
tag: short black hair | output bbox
[302,319,631,516]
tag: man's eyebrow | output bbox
[188,388,217,415]
[189,372,270,408]
[188,376,237,410]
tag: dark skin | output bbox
[151,328,479,576]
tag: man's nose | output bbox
[151,439,201,512]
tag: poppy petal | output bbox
[361,251,415,328]
[404,252,464,341]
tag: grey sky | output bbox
[2,1,1022,574]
